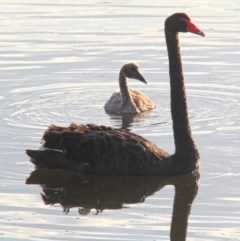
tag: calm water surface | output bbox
[0,1,239,240]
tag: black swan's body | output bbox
[104,62,155,115]
[26,13,204,175]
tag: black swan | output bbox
[104,62,155,115]
[26,13,204,175]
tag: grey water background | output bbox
[0,0,239,240]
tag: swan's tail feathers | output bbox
[42,131,63,149]
[25,149,78,170]
[42,123,90,150]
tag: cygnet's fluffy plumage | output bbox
[104,63,155,115]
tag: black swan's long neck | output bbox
[165,30,199,159]
[119,72,137,113]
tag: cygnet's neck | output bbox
[119,72,139,114]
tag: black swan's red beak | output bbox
[185,19,205,37]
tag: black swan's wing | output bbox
[26,123,169,175]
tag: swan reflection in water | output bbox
[108,110,155,130]
[26,168,199,240]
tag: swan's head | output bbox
[120,62,147,84]
[165,13,205,37]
